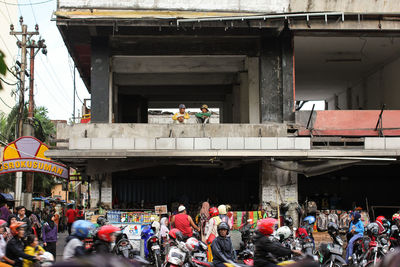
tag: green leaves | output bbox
[0,50,6,90]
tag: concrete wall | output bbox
[56,123,287,140]
[58,0,400,13]
[148,114,220,124]
[349,57,400,110]
[0,1,18,114]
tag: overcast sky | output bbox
[2,0,90,121]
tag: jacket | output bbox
[349,220,364,235]
[211,236,235,264]
[42,222,58,243]
[63,236,86,261]
[23,245,45,267]
[253,232,292,266]
[5,236,36,267]
[93,239,111,254]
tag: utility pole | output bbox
[73,66,76,124]
[10,17,46,205]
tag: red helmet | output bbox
[376,216,386,225]
[257,218,277,236]
[209,207,219,218]
[10,222,26,236]
[97,225,121,242]
[393,214,400,221]
[0,220,6,226]
[295,227,309,239]
[169,228,183,241]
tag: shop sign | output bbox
[0,137,68,179]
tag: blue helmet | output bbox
[71,220,95,238]
[304,216,316,225]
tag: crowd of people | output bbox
[0,200,86,266]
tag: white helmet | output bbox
[218,205,227,215]
[276,226,291,240]
[152,221,161,233]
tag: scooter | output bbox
[113,225,136,259]
[317,230,346,267]
[141,225,163,267]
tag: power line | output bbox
[0,77,18,86]
[28,0,37,24]
[0,96,13,109]
[2,0,12,23]
[0,0,54,6]
[39,56,73,103]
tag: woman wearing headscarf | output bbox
[346,212,364,264]
[199,202,210,243]
[42,213,58,259]
[159,217,169,243]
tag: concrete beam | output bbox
[112,56,246,73]
[115,73,236,86]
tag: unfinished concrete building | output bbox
[49,0,400,219]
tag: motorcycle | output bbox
[163,240,189,267]
[141,225,163,267]
[113,225,136,259]
[317,229,346,267]
[362,235,390,267]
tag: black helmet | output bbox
[218,222,229,232]
[366,222,379,236]
[327,222,339,234]
[284,216,293,227]
[97,216,108,226]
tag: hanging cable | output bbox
[0,0,54,6]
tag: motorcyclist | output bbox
[346,212,364,264]
[253,218,302,267]
[5,222,40,267]
[63,220,94,261]
[96,216,108,227]
[211,222,236,267]
[94,225,121,254]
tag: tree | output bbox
[0,50,6,90]
[0,104,57,194]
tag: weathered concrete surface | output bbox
[58,0,400,14]
[56,123,287,140]
[58,0,289,13]
[289,0,400,13]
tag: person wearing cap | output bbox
[171,205,200,239]
[172,104,190,124]
[195,104,211,124]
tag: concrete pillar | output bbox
[239,72,249,123]
[91,37,110,123]
[232,85,241,123]
[247,57,260,124]
[259,31,295,123]
[90,173,112,208]
[223,93,233,123]
[260,160,298,226]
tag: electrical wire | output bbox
[1,0,12,23]
[0,0,54,6]
[39,56,73,103]
[28,0,38,24]
[0,77,18,86]
[0,96,13,109]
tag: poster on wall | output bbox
[155,205,168,215]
